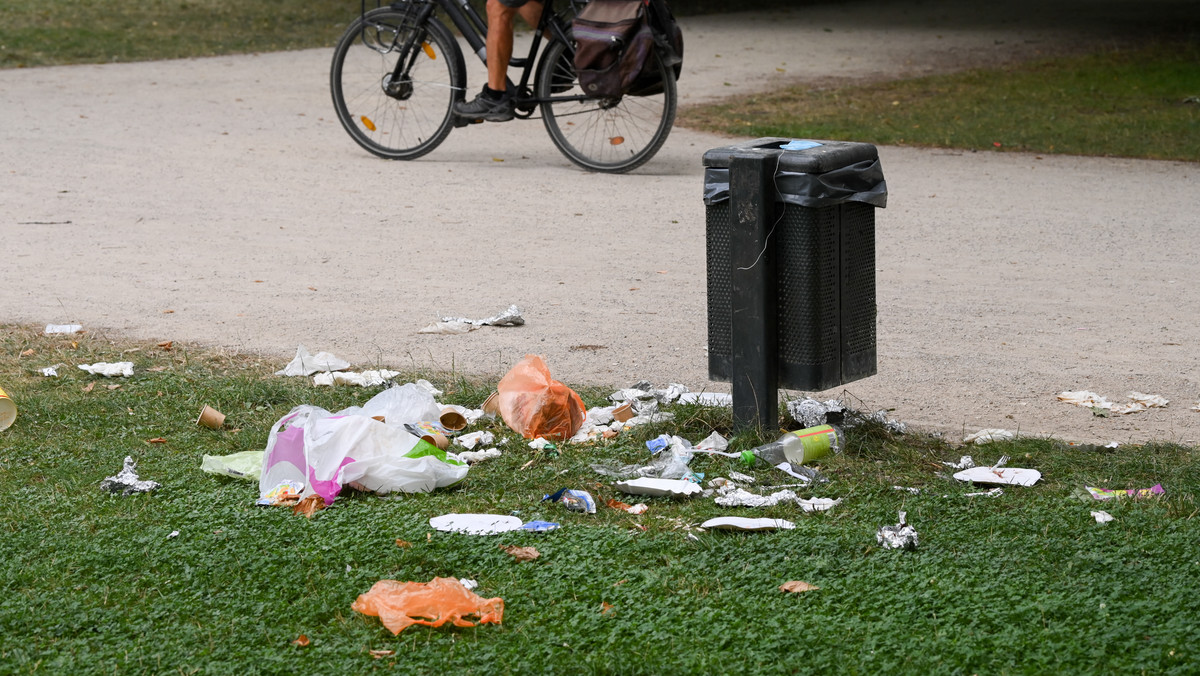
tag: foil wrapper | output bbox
[100,456,160,495]
[439,304,524,327]
[787,398,845,428]
[876,511,918,550]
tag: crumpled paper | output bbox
[963,429,1015,445]
[1091,510,1114,524]
[713,484,841,511]
[455,431,495,450]
[876,511,918,550]
[941,455,975,470]
[78,362,134,377]
[313,370,400,387]
[44,323,82,335]
[1057,390,1169,415]
[100,456,160,494]
[439,304,524,327]
[276,345,350,376]
[457,448,501,464]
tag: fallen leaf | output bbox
[82,382,96,393]
[780,580,819,593]
[292,635,310,647]
[369,649,394,658]
[146,437,167,444]
[157,341,173,350]
[307,286,317,291]
[492,157,504,162]
[395,539,411,548]
[148,366,168,372]
[612,579,628,587]
[500,545,540,562]
[426,532,432,542]
[20,349,35,357]
[600,602,615,615]
[292,494,326,518]
[106,384,122,391]
[162,309,174,314]
[253,280,264,283]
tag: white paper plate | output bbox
[953,466,1042,487]
[428,513,523,535]
[613,478,702,498]
[701,517,795,531]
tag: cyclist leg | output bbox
[456,0,543,122]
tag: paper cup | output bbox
[196,405,226,429]
[439,407,467,431]
[0,385,16,432]
[481,392,500,415]
[421,430,450,450]
[612,402,635,422]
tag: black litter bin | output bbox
[704,138,887,400]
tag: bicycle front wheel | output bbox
[330,7,465,160]
[536,39,677,173]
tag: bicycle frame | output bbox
[362,0,592,114]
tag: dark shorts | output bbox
[496,0,533,7]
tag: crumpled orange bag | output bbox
[496,354,586,440]
[352,578,504,634]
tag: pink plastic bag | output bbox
[352,578,504,634]
[496,355,586,440]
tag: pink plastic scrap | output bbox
[352,578,504,634]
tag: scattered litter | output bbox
[100,457,160,494]
[592,435,700,482]
[429,514,523,535]
[39,366,59,377]
[257,480,303,506]
[606,498,649,515]
[293,494,326,518]
[779,580,820,593]
[438,407,468,431]
[529,437,555,451]
[677,392,733,407]
[1103,441,1120,449]
[0,385,15,431]
[458,579,479,590]
[543,488,597,514]
[787,398,845,428]
[713,485,840,511]
[456,431,495,450]
[440,304,525,327]
[1082,484,1164,501]
[876,511,918,550]
[352,578,504,634]
[457,448,501,464]
[614,477,702,498]
[962,488,1004,498]
[167,530,179,539]
[292,635,310,647]
[1192,402,1200,412]
[78,362,133,377]
[1058,390,1169,415]
[417,321,477,335]
[954,461,1041,486]
[313,370,401,387]
[773,462,828,485]
[941,455,975,470]
[520,520,560,532]
[893,486,920,494]
[200,450,263,480]
[499,545,540,562]
[44,323,83,335]
[742,425,844,467]
[963,429,1015,444]
[196,404,226,429]
[727,470,755,484]
[276,345,350,376]
[695,431,729,452]
[1091,510,1114,524]
[612,402,635,422]
[702,517,795,531]
[495,355,586,440]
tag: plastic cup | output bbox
[196,405,226,429]
[0,385,16,432]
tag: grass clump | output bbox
[1,324,1199,673]
[680,42,1200,162]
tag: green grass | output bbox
[681,42,1200,162]
[2,324,1199,673]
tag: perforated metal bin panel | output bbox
[706,200,877,392]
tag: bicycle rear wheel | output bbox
[536,39,677,173]
[330,7,465,160]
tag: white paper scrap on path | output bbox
[78,361,134,377]
[417,321,477,335]
[439,304,524,327]
[963,429,1015,444]
[276,345,350,376]
[44,324,83,335]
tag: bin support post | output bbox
[729,153,778,432]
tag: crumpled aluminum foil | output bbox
[876,511,918,550]
[787,398,845,428]
[100,456,160,495]
[440,304,524,327]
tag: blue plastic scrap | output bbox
[781,139,823,151]
[521,520,561,532]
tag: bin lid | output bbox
[702,137,878,173]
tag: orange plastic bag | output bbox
[496,354,586,440]
[352,578,504,634]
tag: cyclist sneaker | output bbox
[455,90,514,122]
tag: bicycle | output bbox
[330,0,680,173]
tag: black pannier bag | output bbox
[572,0,682,98]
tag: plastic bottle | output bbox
[741,424,844,467]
